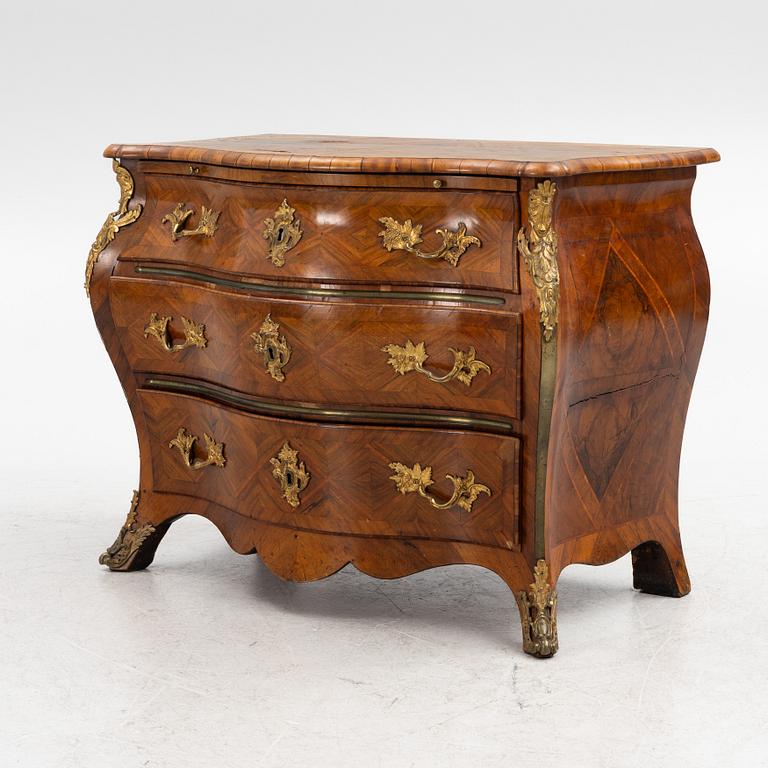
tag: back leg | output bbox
[631,539,690,597]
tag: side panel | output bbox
[546,168,710,582]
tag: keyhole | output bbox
[276,225,285,243]
[267,344,276,361]
[285,470,294,487]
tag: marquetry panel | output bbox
[115,175,519,292]
[139,389,520,549]
[110,276,521,420]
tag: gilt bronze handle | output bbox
[381,340,490,386]
[263,200,303,266]
[251,315,292,382]
[169,428,226,470]
[378,217,481,266]
[162,202,220,241]
[144,312,207,353]
[388,462,490,513]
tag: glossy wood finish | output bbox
[140,389,519,548]
[544,168,709,595]
[89,138,718,656]
[117,171,519,292]
[109,276,521,421]
[106,134,719,178]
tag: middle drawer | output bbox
[110,277,521,420]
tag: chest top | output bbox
[104,134,719,178]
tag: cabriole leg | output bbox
[516,559,559,658]
[99,490,171,572]
[631,539,691,598]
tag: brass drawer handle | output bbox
[263,200,303,266]
[378,218,481,266]
[271,442,310,508]
[144,312,207,353]
[251,314,291,381]
[382,340,490,386]
[388,462,490,513]
[162,202,220,241]
[169,427,226,470]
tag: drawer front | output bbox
[110,278,521,420]
[139,389,520,549]
[119,174,519,292]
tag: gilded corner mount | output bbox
[517,181,560,341]
[98,491,156,570]
[518,559,558,657]
[85,159,143,296]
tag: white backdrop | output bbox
[1,1,766,766]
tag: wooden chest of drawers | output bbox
[88,135,718,657]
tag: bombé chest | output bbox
[87,135,718,657]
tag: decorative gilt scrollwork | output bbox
[378,217,481,267]
[270,442,310,508]
[517,180,560,342]
[251,314,292,382]
[85,159,143,296]
[382,339,490,387]
[162,202,220,241]
[98,491,156,570]
[169,428,226,470]
[263,200,303,267]
[388,461,491,513]
[518,559,558,657]
[144,313,208,353]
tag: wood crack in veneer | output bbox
[87,134,719,657]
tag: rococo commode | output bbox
[87,135,718,657]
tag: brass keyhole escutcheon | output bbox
[263,200,303,266]
[270,442,310,508]
[251,314,292,382]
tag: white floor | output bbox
[1,491,766,768]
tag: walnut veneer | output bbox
[88,135,718,657]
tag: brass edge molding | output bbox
[144,313,208,352]
[518,179,561,560]
[134,266,506,306]
[144,377,516,433]
[99,491,156,570]
[518,559,558,657]
[517,180,560,341]
[388,461,490,513]
[378,217,481,267]
[382,339,490,386]
[263,200,303,267]
[270,442,310,508]
[251,314,292,382]
[169,427,226,470]
[162,203,220,240]
[85,159,143,296]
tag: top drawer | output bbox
[118,171,520,293]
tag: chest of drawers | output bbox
[88,135,718,657]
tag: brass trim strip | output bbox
[534,338,557,559]
[133,266,506,306]
[143,377,516,434]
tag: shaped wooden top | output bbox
[104,134,719,178]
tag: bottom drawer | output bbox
[139,389,520,550]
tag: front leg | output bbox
[99,491,172,572]
[516,559,559,658]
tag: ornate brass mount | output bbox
[270,442,310,508]
[388,462,490,513]
[517,180,560,342]
[263,199,303,267]
[85,159,142,296]
[378,217,481,267]
[162,202,220,241]
[99,491,156,570]
[382,339,490,386]
[251,314,292,382]
[144,312,207,353]
[518,559,559,658]
[169,427,226,470]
